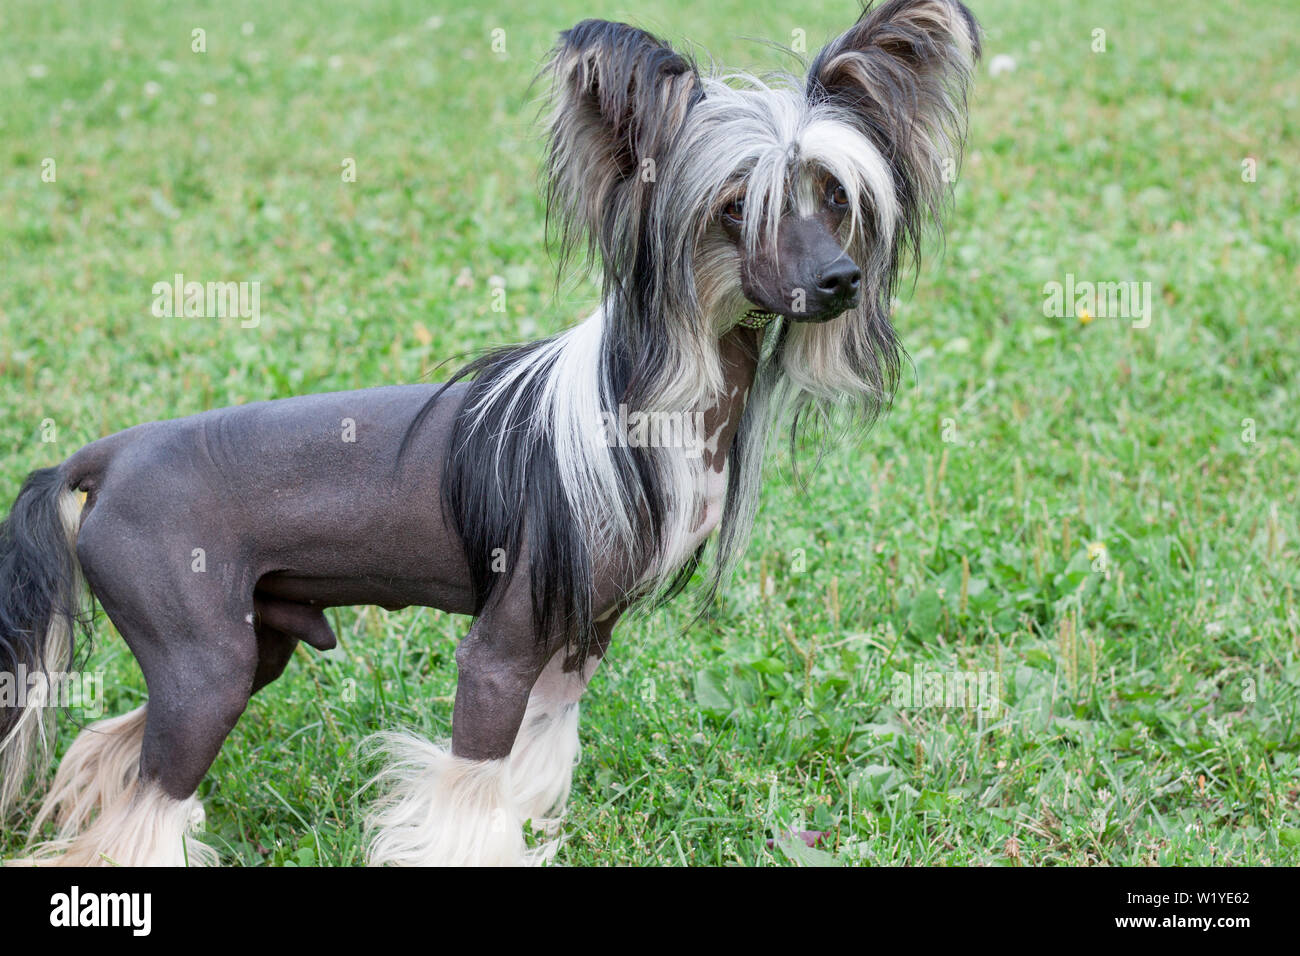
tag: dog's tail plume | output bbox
[0,467,87,819]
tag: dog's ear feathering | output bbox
[543,19,704,276]
[807,0,981,271]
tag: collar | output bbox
[735,309,779,331]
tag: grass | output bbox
[1,0,1298,866]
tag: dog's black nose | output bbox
[816,258,862,299]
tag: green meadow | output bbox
[1,0,1297,864]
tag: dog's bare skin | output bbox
[57,326,760,792]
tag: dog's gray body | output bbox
[64,383,549,787]
[69,384,473,615]
[64,385,475,797]
[59,329,756,794]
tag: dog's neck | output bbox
[697,325,761,474]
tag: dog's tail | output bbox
[0,466,87,818]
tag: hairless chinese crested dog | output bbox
[0,1,979,865]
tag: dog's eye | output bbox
[723,198,746,223]
[827,181,849,208]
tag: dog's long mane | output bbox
[410,304,704,666]
[402,5,979,663]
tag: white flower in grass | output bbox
[144,81,162,98]
[988,54,1017,77]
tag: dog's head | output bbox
[544,1,980,417]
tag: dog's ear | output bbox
[807,1,980,257]
[543,19,702,273]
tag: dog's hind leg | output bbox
[366,601,553,867]
[26,615,257,867]
[31,615,257,867]
[28,603,309,850]
[22,508,260,867]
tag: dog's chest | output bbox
[661,382,745,568]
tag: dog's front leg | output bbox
[365,609,548,867]
[508,609,617,864]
